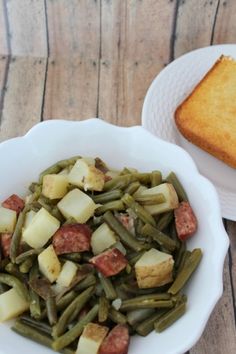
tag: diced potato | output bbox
[0,288,29,322]
[0,207,17,233]
[56,260,77,287]
[58,168,70,176]
[140,183,179,215]
[76,323,109,354]
[42,174,68,200]
[135,248,174,288]
[132,185,147,198]
[57,189,97,223]
[22,208,60,248]
[38,245,61,283]
[68,159,105,191]
[91,223,117,255]
[24,210,36,229]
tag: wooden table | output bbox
[0,1,235,353]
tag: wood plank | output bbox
[0,56,47,141]
[212,0,236,44]
[43,57,99,120]
[173,0,219,59]
[99,0,176,126]
[6,0,47,57]
[46,0,100,57]
[0,55,9,113]
[0,0,9,55]
[190,253,236,354]
[225,221,236,310]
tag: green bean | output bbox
[20,315,52,335]
[135,309,168,336]
[52,286,95,338]
[103,211,143,252]
[74,273,96,291]
[103,173,151,191]
[166,172,188,202]
[127,308,155,326]
[52,304,99,351]
[96,200,125,216]
[19,258,33,273]
[174,240,186,269]
[51,206,64,222]
[151,171,162,187]
[98,296,110,322]
[38,197,53,212]
[29,263,41,319]
[141,223,176,252]
[92,189,123,204]
[0,273,29,301]
[128,251,146,266]
[135,193,165,205]
[169,223,181,249]
[39,156,81,184]
[29,182,41,193]
[156,211,174,231]
[120,299,174,311]
[99,272,117,300]
[176,250,191,275]
[57,290,78,311]
[5,263,26,282]
[46,296,57,326]
[122,193,156,227]
[154,302,186,332]
[168,248,202,295]
[60,252,81,263]
[109,308,127,324]
[12,320,74,354]
[63,217,77,225]
[15,248,43,264]
[10,207,29,263]
[124,181,141,195]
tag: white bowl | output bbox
[0,119,229,354]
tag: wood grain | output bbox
[5,0,47,57]
[0,56,46,141]
[99,0,176,126]
[212,0,236,44]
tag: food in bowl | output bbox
[0,155,202,354]
[175,55,236,168]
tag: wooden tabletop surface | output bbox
[0,1,235,353]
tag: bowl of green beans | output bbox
[0,119,229,354]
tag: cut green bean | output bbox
[174,241,186,269]
[46,296,57,326]
[19,258,33,273]
[141,223,176,252]
[96,200,125,216]
[60,252,81,263]
[10,206,29,263]
[151,171,162,187]
[120,299,174,311]
[74,273,96,291]
[52,304,99,351]
[20,315,52,335]
[57,290,78,311]
[92,189,123,204]
[99,272,117,300]
[52,286,95,338]
[176,250,191,275]
[156,211,174,231]
[128,251,146,266]
[154,302,186,332]
[104,173,151,191]
[124,181,141,195]
[103,211,143,252]
[168,248,202,295]
[127,308,155,326]
[166,172,188,202]
[15,248,43,264]
[122,193,156,227]
[29,263,41,319]
[109,308,127,324]
[0,273,29,301]
[135,193,165,205]
[5,262,26,282]
[135,309,168,336]
[98,296,109,322]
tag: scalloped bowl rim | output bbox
[0,119,229,354]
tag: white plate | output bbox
[0,119,229,354]
[142,44,236,221]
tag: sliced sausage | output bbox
[52,224,91,255]
[0,233,12,257]
[99,325,130,354]
[2,194,25,214]
[174,201,197,241]
[89,248,128,277]
[117,214,135,235]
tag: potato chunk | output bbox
[24,210,36,229]
[0,206,17,233]
[38,245,61,283]
[135,248,174,288]
[139,183,179,215]
[57,189,97,223]
[56,260,77,287]
[42,174,68,199]
[68,159,105,191]
[76,323,109,354]
[0,288,29,322]
[22,208,60,248]
[91,223,117,255]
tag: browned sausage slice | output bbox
[174,201,197,241]
[52,224,91,255]
[99,325,130,354]
[0,233,12,257]
[89,248,128,277]
[2,194,25,214]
